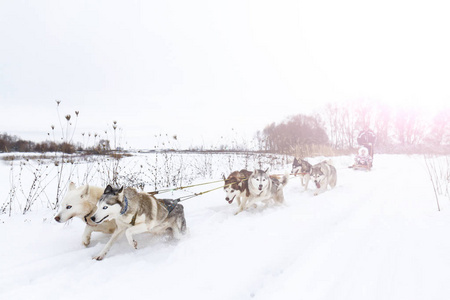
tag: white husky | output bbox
[54,183,117,246]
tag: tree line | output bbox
[257,101,450,154]
[0,133,112,154]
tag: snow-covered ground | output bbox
[1,154,450,300]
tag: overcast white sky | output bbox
[1,0,450,149]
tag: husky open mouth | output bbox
[315,182,321,189]
[226,195,236,204]
[95,215,109,224]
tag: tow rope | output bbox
[148,179,225,195]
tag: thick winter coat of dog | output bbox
[54,183,117,246]
[291,158,312,190]
[223,169,252,206]
[90,185,187,260]
[310,161,337,196]
[235,169,288,214]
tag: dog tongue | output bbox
[315,182,321,188]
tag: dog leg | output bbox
[82,225,95,247]
[304,177,310,191]
[275,191,285,204]
[177,214,187,235]
[235,197,248,215]
[171,222,184,240]
[125,223,148,249]
[93,227,126,261]
[314,179,328,196]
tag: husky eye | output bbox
[66,205,72,209]
[231,189,234,193]
[103,206,108,210]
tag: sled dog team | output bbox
[55,159,336,260]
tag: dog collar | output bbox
[120,196,128,215]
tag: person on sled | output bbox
[354,145,373,167]
[350,126,376,169]
[357,126,376,158]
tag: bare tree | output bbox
[428,108,450,146]
[394,108,426,145]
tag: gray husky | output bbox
[291,158,312,190]
[236,169,288,214]
[310,160,337,196]
[90,185,187,260]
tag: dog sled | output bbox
[350,145,373,171]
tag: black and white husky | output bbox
[310,161,337,196]
[90,185,187,260]
[236,169,289,214]
[291,158,312,190]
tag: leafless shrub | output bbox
[424,155,450,211]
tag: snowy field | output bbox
[1,154,450,300]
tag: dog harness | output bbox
[120,195,140,226]
[161,199,180,213]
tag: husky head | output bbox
[223,184,241,204]
[310,165,325,188]
[250,169,270,191]
[291,158,311,176]
[223,174,242,204]
[90,185,124,224]
[54,183,93,223]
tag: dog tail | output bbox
[325,159,334,166]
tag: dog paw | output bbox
[93,255,104,261]
[82,238,91,247]
[133,240,138,249]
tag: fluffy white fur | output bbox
[54,183,116,246]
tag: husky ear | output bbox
[117,186,124,194]
[104,185,113,194]
[69,182,76,191]
[293,158,298,164]
[82,184,90,195]
[264,167,269,173]
[222,174,226,181]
